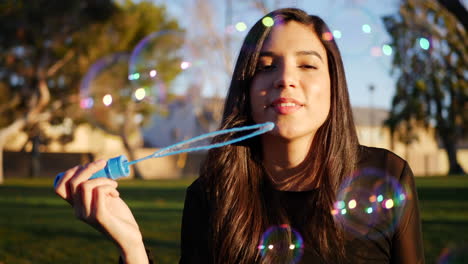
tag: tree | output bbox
[62,1,184,179]
[0,0,117,183]
[383,0,467,175]
[0,0,184,182]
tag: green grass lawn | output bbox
[1,176,467,264]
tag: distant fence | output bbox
[4,151,94,179]
[3,150,206,179]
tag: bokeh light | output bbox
[322,32,333,41]
[362,24,372,33]
[382,44,392,56]
[235,22,247,32]
[332,30,342,39]
[262,16,274,27]
[370,46,382,57]
[134,88,146,101]
[180,61,191,70]
[419,37,430,50]
[102,94,113,106]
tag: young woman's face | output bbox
[250,21,331,142]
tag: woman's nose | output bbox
[273,65,297,89]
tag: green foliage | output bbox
[383,0,467,174]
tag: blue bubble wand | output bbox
[54,122,274,187]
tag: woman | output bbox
[55,8,424,264]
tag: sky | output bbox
[148,0,414,110]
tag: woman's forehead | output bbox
[260,21,325,54]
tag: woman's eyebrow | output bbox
[296,50,323,62]
[259,51,275,57]
[258,50,323,62]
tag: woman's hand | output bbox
[54,160,149,264]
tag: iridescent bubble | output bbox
[333,167,410,240]
[437,244,468,264]
[137,36,207,147]
[327,5,381,57]
[79,53,131,134]
[258,225,304,264]
[128,30,186,106]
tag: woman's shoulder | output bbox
[186,177,206,196]
[357,145,410,180]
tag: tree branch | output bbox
[47,49,75,77]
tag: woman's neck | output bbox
[261,134,316,191]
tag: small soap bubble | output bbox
[333,167,410,240]
[258,225,304,264]
[79,53,131,134]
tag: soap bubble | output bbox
[327,5,381,58]
[128,30,186,108]
[258,225,304,264]
[333,167,410,240]
[132,31,210,147]
[79,53,131,134]
[437,244,468,264]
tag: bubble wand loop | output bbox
[53,122,274,188]
[127,122,274,165]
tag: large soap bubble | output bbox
[79,53,132,135]
[333,167,410,240]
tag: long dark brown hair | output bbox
[200,8,359,263]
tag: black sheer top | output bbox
[178,146,424,263]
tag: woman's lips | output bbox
[269,98,304,115]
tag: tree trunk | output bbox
[120,103,144,180]
[0,148,3,184]
[440,136,466,175]
[120,133,144,179]
[29,135,41,178]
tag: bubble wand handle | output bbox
[53,155,130,188]
[53,122,274,188]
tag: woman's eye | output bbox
[299,64,317,69]
[257,64,276,71]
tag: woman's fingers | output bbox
[54,165,81,202]
[75,178,119,222]
[54,159,107,205]
[92,184,121,223]
[67,160,107,204]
